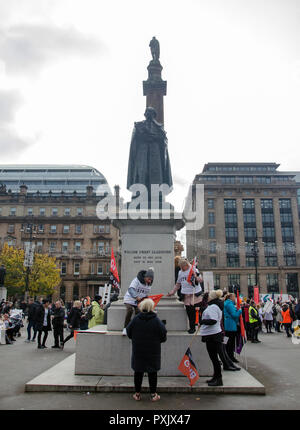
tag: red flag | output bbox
[110,247,119,282]
[148,294,164,309]
[280,289,283,301]
[187,257,196,285]
[236,290,246,339]
[253,286,259,305]
[178,348,199,386]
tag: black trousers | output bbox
[219,343,234,368]
[53,326,64,346]
[37,327,49,347]
[265,320,273,332]
[225,330,237,361]
[206,341,223,378]
[185,303,201,330]
[63,327,79,344]
[284,323,293,337]
[250,322,259,341]
[134,372,157,393]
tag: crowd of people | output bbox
[0,294,106,347]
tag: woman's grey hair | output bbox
[139,298,155,313]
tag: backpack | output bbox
[85,305,94,321]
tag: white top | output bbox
[264,311,274,321]
[199,304,222,336]
[43,308,48,326]
[123,277,152,306]
[177,269,202,295]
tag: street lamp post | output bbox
[245,237,259,298]
[21,223,37,301]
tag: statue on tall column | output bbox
[127,106,173,200]
[149,36,160,61]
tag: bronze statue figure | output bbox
[127,106,173,200]
[149,36,160,61]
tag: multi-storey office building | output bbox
[186,163,300,297]
[0,165,120,302]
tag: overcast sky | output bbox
[0,0,300,249]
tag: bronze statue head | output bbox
[144,106,157,120]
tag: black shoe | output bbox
[223,366,238,371]
[208,377,223,386]
[231,357,239,363]
[51,345,60,349]
[206,376,216,383]
[232,365,241,370]
[188,328,196,334]
[37,345,43,349]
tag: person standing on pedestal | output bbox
[51,300,65,349]
[167,259,202,334]
[123,268,154,336]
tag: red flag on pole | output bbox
[148,294,164,309]
[236,290,246,339]
[110,247,119,282]
[253,286,260,305]
[187,257,196,285]
[178,348,199,386]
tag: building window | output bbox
[97,263,103,275]
[225,228,238,239]
[246,256,256,267]
[74,262,80,275]
[61,262,67,275]
[90,263,95,274]
[262,213,274,224]
[209,227,215,239]
[286,273,299,296]
[97,241,105,254]
[10,207,16,216]
[208,212,215,224]
[105,224,110,234]
[7,224,14,233]
[224,199,236,209]
[225,213,237,224]
[228,274,240,289]
[285,256,297,266]
[279,199,291,209]
[62,242,69,253]
[256,176,271,184]
[242,199,255,209]
[27,208,33,216]
[75,241,81,253]
[38,224,44,233]
[261,199,273,209]
[50,225,57,234]
[210,257,217,267]
[221,176,235,184]
[40,208,46,216]
[207,199,214,209]
[209,241,217,254]
[214,274,220,289]
[75,225,82,234]
[63,225,70,234]
[227,255,240,267]
[265,256,278,266]
[77,208,83,216]
[49,241,56,252]
[52,208,58,216]
[281,227,294,240]
[243,213,256,224]
[244,228,257,240]
[36,241,43,252]
[64,208,71,216]
[263,227,275,239]
[247,274,259,287]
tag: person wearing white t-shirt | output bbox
[199,290,224,387]
[123,267,154,336]
[167,259,202,334]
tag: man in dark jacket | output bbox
[35,299,52,349]
[25,297,37,342]
[51,301,65,348]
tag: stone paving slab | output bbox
[25,354,265,394]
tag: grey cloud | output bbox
[0,89,32,156]
[173,174,190,187]
[0,24,103,75]
[0,89,23,125]
[0,127,31,158]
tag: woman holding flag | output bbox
[167,258,202,334]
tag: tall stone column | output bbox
[143,60,167,126]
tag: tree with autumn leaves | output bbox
[0,243,61,297]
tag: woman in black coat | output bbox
[62,300,82,348]
[126,298,167,402]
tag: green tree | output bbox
[0,243,60,297]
